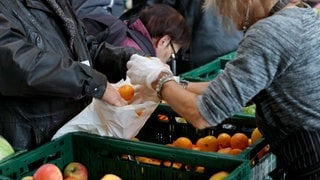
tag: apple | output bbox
[100,174,122,180]
[33,163,63,180]
[63,162,88,180]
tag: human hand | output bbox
[127,54,173,89]
[101,82,128,106]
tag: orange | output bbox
[251,127,263,144]
[195,166,205,173]
[118,84,134,101]
[217,133,231,148]
[229,148,242,156]
[137,156,161,166]
[195,135,218,152]
[192,144,201,151]
[230,133,249,150]
[217,147,232,155]
[173,137,193,150]
[163,161,182,169]
[157,114,169,122]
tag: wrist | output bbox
[155,73,175,99]
[179,79,189,89]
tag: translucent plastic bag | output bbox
[52,79,159,140]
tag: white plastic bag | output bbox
[52,79,159,140]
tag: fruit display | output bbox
[135,105,275,179]
[0,135,15,161]
[20,162,89,180]
[0,132,250,180]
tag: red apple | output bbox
[63,162,88,180]
[33,163,63,180]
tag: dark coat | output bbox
[0,0,135,149]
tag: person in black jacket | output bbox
[0,0,141,149]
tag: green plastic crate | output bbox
[180,52,236,82]
[0,132,250,180]
[136,104,276,179]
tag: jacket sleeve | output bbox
[91,41,144,83]
[0,15,107,99]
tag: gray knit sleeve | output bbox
[197,9,302,126]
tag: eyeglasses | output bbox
[169,41,177,75]
[169,41,177,60]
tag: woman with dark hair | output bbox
[122,4,190,64]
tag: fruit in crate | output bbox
[63,162,88,180]
[101,174,122,180]
[241,104,256,115]
[230,133,249,150]
[33,163,63,180]
[137,156,161,166]
[229,148,243,155]
[195,135,219,152]
[251,127,263,144]
[163,161,182,169]
[118,84,134,101]
[217,133,231,148]
[209,171,229,180]
[173,137,193,150]
[217,147,232,154]
[0,135,15,161]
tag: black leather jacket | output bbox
[0,0,138,149]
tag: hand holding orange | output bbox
[118,84,134,101]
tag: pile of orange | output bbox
[169,129,264,156]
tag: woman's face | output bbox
[154,35,181,64]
